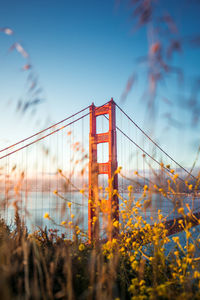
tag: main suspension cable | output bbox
[0,113,90,160]
[117,125,186,183]
[115,102,197,180]
[0,100,110,160]
[103,114,186,183]
[0,105,90,153]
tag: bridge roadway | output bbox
[164,211,200,236]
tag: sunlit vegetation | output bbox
[0,165,200,299]
[1,1,200,298]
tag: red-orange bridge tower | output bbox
[88,98,119,242]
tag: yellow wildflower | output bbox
[188,244,195,254]
[188,184,193,190]
[128,185,133,192]
[186,257,192,264]
[120,247,125,253]
[53,190,58,195]
[60,220,66,225]
[113,220,119,228]
[71,214,75,219]
[113,189,118,195]
[79,243,85,251]
[115,166,122,174]
[126,238,131,244]
[178,219,183,226]
[44,212,50,219]
[178,207,184,214]
[68,202,72,208]
[170,169,175,174]
[79,189,84,194]
[131,260,138,270]
[172,236,179,243]
[194,271,200,279]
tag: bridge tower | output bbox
[88,98,119,242]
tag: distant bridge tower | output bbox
[88,98,119,242]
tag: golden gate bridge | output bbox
[0,98,199,242]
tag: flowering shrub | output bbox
[1,165,200,299]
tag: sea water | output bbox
[1,191,200,253]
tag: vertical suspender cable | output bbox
[35,142,38,227]
[48,134,50,222]
[82,114,84,232]
[42,143,44,228]
[56,128,59,228]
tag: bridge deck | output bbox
[164,211,200,236]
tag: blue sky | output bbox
[0,0,200,171]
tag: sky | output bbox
[0,0,200,172]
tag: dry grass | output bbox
[1,166,200,299]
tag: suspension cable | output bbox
[0,113,89,160]
[115,102,197,180]
[0,100,110,160]
[0,105,90,153]
[103,114,186,183]
[117,125,186,183]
